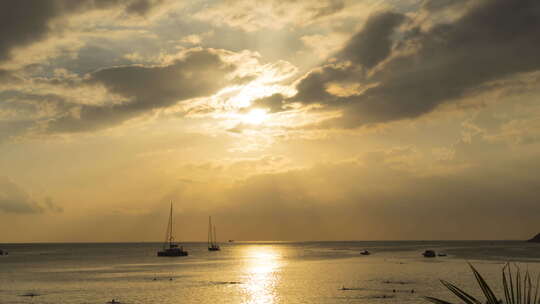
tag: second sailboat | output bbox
[207,216,220,251]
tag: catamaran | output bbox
[157,202,188,257]
[207,216,220,251]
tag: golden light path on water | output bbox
[241,246,283,304]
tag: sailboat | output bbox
[207,216,220,251]
[157,202,188,257]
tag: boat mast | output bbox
[213,225,217,246]
[163,202,172,249]
[208,216,213,247]
[169,201,174,245]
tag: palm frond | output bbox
[425,262,540,304]
[533,273,540,304]
[468,263,499,304]
[503,263,514,304]
[440,280,482,304]
[424,296,456,304]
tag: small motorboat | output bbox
[360,250,371,255]
[106,299,121,304]
[0,249,7,256]
[422,250,436,257]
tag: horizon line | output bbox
[0,239,527,244]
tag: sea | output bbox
[1,241,540,304]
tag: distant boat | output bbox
[360,250,371,255]
[437,253,447,257]
[208,216,220,251]
[0,249,7,256]
[422,250,436,257]
[157,202,188,257]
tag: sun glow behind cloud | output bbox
[198,61,297,128]
[4,0,540,244]
[241,109,269,125]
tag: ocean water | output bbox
[1,241,540,304]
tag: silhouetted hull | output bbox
[157,249,188,257]
[422,250,436,257]
[208,246,220,251]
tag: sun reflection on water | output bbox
[241,246,282,304]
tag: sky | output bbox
[1,0,540,242]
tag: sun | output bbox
[242,108,268,125]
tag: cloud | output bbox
[300,33,348,59]
[0,0,168,66]
[0,91,74,141]
[287,0,540,128]
[338,11,405,69]
[146,138,540,240]
[0,121,35,144]
[46,49,237,132]
[44,197,64,213]
[194,0,346,32]
[250,94,287,113]
[0,177,42,214]
[0,69,22,85]
[124,0,165,16]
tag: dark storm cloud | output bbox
[251,64,361,113]
[264,12,406,111]
[291,0,540,128]
[250,93,287,113]
[293,64,362,105]
[47,49,236,132]
[338,11,405,69]
[0,0,166,63]
[292,11,407,105]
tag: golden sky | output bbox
[1,0,540,242]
